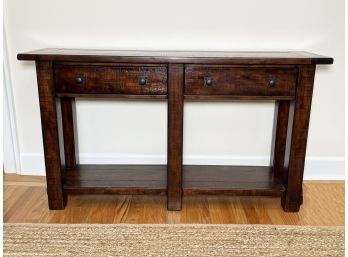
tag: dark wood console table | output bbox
[17,49,333,212]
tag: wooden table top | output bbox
[17,48,333,65]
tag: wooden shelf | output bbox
[64,165,167,195]
[64,164,284,196]
[183,165,285,196]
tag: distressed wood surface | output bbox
[185,66,297,97]
[64,165,167,195]
[167,64,184,211]
[60,97,77,169]
[61,164,284,197]
[18,50,333,212]
[18,49,333,64]
[55,65,167,95]
[271,101,291,183]
[282,65,316,211]
[35,61,66,210]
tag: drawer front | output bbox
[185,66,298,97]
[55,65,167,95]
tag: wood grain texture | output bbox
[17,49,333,64]
[18,50,333,212]
[3,174,344,226]
[185,66,297,97]
[61,164,284,196]
[167,64,184,211]
[183,166,284,196]
[64,165,167,195]
[184,95,294,101]
[271,101,291,183]
[35,61,67,210]
[55,93,167,99]
[61,97,77,169]
[54,65,167,95]
[281,65,316,212]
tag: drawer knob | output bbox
[204,77,213,87]
[138,77,147,86]
[268,78,276,87]
[75,75,85,84]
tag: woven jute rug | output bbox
[4,223,344,257]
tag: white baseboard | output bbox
[17,153,345,180]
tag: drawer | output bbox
[185,66,298,97]
[54,65,167,95]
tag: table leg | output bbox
[61,97,77,169]
[271,100,290,184]
[281,65,316,212]
[167,64,184,211]
[36,61,67,210]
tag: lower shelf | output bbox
[64,165,167,195]
[183,165,285,196]
[64,164,285,196]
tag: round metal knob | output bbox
[138,77,147,86]
[268,77,276,87]
[75,75,85,84]
[204,77,213,87]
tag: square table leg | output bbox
[271,100,291,185]
[60,97,77,170]
[36,61,67,210]
[167,64,184,211]
[281,65,316,212]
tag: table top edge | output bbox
[17,48,334,65]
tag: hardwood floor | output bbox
[3,174,344,225]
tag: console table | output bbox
[17,49,333,212]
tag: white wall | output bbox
[4,0,344,179]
